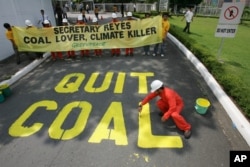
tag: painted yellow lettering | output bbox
[54,73,85,93]
[49,101,92,140]
[130,72,154,94]
[138,104,183,148]
[84,72,114,93]
[88,102,128,145]
[114,72,126,93]
[9,100,57,137]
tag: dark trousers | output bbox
[183,22,191,33]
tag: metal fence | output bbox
[94,3,156,13]
[195,6,222,16]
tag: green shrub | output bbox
[169,24,250,119]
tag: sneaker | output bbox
[184,130,192,139]
[152,53,156,57]
[161,54,164,57]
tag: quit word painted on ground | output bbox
[8,72,183,148]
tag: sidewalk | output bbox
[0,54,34,83]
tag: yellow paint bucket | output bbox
[195,98,210,114]
[0,84,11,97]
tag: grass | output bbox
[168,16,250,118]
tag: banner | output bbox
[13,16,162,52]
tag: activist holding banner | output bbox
[3,23,21,64]
[110,13,121,57]
[92,17,102,57]
[125,12,136,57]
[43,20,63,60]
[63,18,75,59]
[153,13,170,57]
[25,19,43,59]
[12,15,163,53]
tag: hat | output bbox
[111,13,117,18]
[43,20,50,24]
[150,80,163,92]
[78,15,83,21]
[62,18,68,23]
[92,17,98,23]
[127,12,132,17]
[25,20,33,26]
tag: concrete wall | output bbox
[0,0,56,61]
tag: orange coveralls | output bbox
[140,87,191,131]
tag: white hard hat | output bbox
[43,20,50,24]
[92,17,98,23]
[62,18,68,23]
[25,20,32,26]
[150,80,163,92]
[127,12,132,17]
[78,15,83,20]
[112,13,117,18]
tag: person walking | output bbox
[86,4,89,14]
[152,13,170,57]
[80,9,88,23]
[94,6,99,20]
[138,80,192,139]
[125,12,135,57]
[110,13,121,57]
[3,23,21,64]
[54,3,63,26]
[182,7,194,34]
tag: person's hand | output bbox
[138,105,142,112]
[161,116,166,122]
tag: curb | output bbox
[0,52,50,86]
[168,33,250,146]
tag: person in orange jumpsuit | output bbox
[110,13,120,57]
[138,80,192,139]
[92,17,102,56]
[62,18,75,58]
[125,12,135,57]
[76,15,89,57]
[43,20,63,60]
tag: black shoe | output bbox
[130,53,134,56]
[184,130,192,139]
[125,54,129,57]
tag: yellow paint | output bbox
[49,101,92,140]
[138,104,183,148]
[130,72,154,94]
[54,73,85,93]
[114,72,126,93]
[9,100,57,137]
[88,102,128,145]
[84,72,114,93]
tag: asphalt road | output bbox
[0,14,249,167]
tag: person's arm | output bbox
[138,92,157,112]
